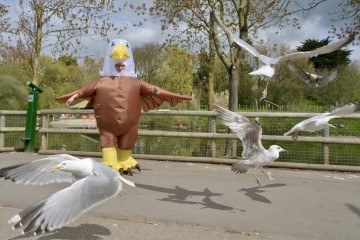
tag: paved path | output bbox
[0,152,359,240]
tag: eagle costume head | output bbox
[100,39,137,77]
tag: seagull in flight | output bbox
[213,12,355,78]
[215,105,287,186]
[284,102,360,140]
[0,154,135,235]
[287,63,339,89]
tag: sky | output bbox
[3,0,359,62]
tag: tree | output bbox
[0,63,28,110]
[297,38,352,69]
[40,57,83,109]
[133,43,163,82]
[157,45,193,95]
[6,0,134,85]
[58,55,78,66]
[133,0,327,112]
[0,3,10,48]
[79,56,102,85]
[331,0,360,37]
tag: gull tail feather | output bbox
[9,198,47,234]
[231,161,250,174]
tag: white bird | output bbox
[284,102,360,140]
[213,12,355,78]
[0,154,135,235]
[287,63,339,89]
[215,105,287,186]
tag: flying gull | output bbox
[287,63,339,89]
[215,105,287,186]
[213,12,355,78]
[0,154,135,235]
[284,102,360,140]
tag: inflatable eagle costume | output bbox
[56,39,191,175]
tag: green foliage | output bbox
[316,63,360,105]
[0,61,28,110]
[133,43,163,82]
[39,58,84,109]
[58,55,78,66]
[79,57,102,84]
[157,45,193,95]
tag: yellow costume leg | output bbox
[117,149,140,175]
[102,147,121,171]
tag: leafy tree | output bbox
[317,63,360,105]
[6,0,135,85]
[132,0,328,112]
[58,55,78,66]
[0,61,28,110]
[78,56,102,85]
[40,58,83,109]
[297,38,352,69]
[157,45,193,95]
[133,43,163,82]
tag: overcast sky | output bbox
[4,0,359,62]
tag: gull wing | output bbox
[0,154,80,185]
[215,105,266,158]
[212,12,278,66]
[287,63,318,88]
[284,113,331,136]
[8,163,122,234]
[316,68,339,87]
[287,63,311,81]
[280,35,355,61]
[330,102,360,115]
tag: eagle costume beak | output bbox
[110,43,130,61]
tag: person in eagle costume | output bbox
[56,39,192,175]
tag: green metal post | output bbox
[23,81,43,152]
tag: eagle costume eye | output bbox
[126,43,130,48]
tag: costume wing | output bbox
[140,81,191,112]
[55,91,93,109]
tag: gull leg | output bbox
[253,169,261,186]
[292,132,299,140]
[261,167,275,181]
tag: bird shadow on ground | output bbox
[10,223,110,240]
[345,203,360,218]
[136,183,239,212]
[238,183,287,204]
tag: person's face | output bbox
[115,63,126,73]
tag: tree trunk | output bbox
[208,15,215,111]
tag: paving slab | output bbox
[0,152,359,240]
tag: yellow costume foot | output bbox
[102,147,122,172]
[117,149,140,175]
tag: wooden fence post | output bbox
[323,126,330,165]
[0,113,5,148]
[41,112,48,151]
[209,115,216,158]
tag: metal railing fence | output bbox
[0,109,359,172]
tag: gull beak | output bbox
[51,165,63,172]
[281,148,288,153]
